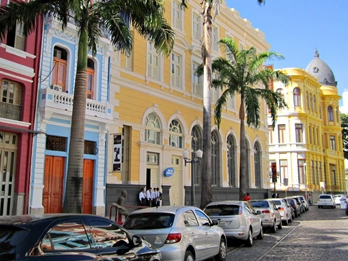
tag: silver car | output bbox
[318,194,336,209]
[267,198,292,225]
[203,201,263,247]
[123,206,227,261]
[249,199,282,233]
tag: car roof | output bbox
[0,214,105,225]
[128,205,200,215]
[205,200,244,207]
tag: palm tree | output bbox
[0,0,174,213]
[210,37,289,200]
[180,0,265,208]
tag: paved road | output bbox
[225,205,348,261]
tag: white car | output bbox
[268,198,293,225]
[333,194,345,205]
[204,200,263,247]
[123,206,227,261]
[318,194,336,209]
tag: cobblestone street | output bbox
[225,205,348,261]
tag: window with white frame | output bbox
[0,80,22,121]
[6,22,25,51]
[145,113,161,145]
[226,93,236,110]
[268,125,274,144]
[278,124,286,143]
[171,52,182,88]
[293,88,301,107]
[169,119,183,148]
[328,106,334,122]
[192,61,203,97]
[147,42,160,80]
[329,135,336,150]
[192,13,201,40]
[295,124,303,143]
[212,26,219,52]
[227,134,236,187]
[172,1,182,31]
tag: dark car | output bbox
[0,214,162,261]
[284,198,301,218]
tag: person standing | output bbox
[156,187,162,207]
[146,187,152,207]
[139,188,146,206]
[243,193,251,201]
[151,187,157,207]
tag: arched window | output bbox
[52,46,68,92]
[211,130,220,186]
[293,88,301,107]
[145,113,161,144]
[169,119,183,148]
[191,125,202,186]
[0,80,22,121]
[245,139,250,187]
[254,142,261,187]
[328,106,334,122]
[227,134,236,187]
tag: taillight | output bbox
[165,233,182,244]
[278,207,284,211]
[262,210,270,213]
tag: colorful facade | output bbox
[0,0,43,216]
[269,51,345,201]
[106,0,273,208]
[29,15,113,215]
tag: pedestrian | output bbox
[116,190,129,218]
[146,187,152,207]
[139,188,146,206]
[243,193,251,201]
[151,187,157,207]
[156,187,162,207]
[308,193,312,205]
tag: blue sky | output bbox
[225,0,348,105]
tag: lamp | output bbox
[183,149,203,206]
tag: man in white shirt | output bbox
[151,188,157,207]
[139,188,146,206]
[146,187,152,207]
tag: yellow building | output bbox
[269,50,345,202]
[106,0,273,208]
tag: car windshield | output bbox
[271,200,282,205]
[123,213,175,230]
[250,201,269,208]
[320,195,332,199]
[0,226,30,253]
[204,205,240,216]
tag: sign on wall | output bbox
[113,134,122,171]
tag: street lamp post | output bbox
[183,149,203,206]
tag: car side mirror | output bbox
[212,220,218,226]
[132,235,143,246]
[256,210,261,215]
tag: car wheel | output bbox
[278,220,283,229]
[214,238,227,261]
[257,225,264,240]
[271,221,277,233]
[245,229,253,247]
[184,250,194,261]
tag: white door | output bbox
[170,156,183,206]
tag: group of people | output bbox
[139,187,162,207]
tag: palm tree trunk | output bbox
[63,29,88,213]
[239,97,247,200]
[200,1,213,209]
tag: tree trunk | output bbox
[200,1,213,209]
[239,97,247,200]
[63,29,88,213]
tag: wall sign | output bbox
[164,167,174,177]
[113,134,122,171]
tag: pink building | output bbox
[0,0,43,215]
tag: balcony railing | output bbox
[0,102,21,121]
[39,88,113,121]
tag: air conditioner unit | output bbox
[50,84,63,92]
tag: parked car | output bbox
[293,195,309,211]
[333,194,345,205]
[290,196,306,213]
[267,198,292,225]
[249,199,282,233]
[123,206,227,261]
[318,194,336,209]
[203,200,263,247]
[0,214,162,261]
[346,201,348,215]
[284,197,301,218]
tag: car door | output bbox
[183,210,206,260]
[194,209,220,259]
[245,203,261,237]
